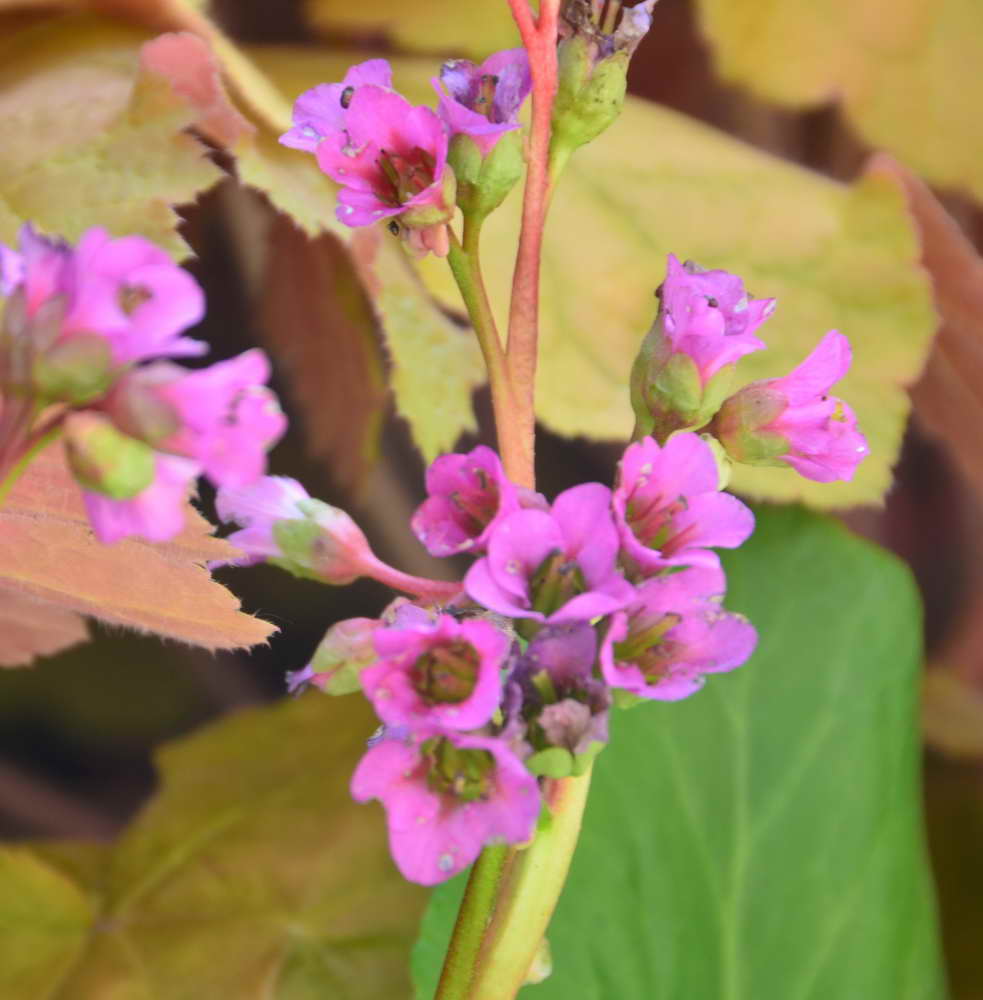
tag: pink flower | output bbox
[214,476,374,582]
[82,453,200,544]
[0,224,205,363]
[434,49,531,154]
[715,331,870,483]
[600,565,756,700]
[465,482,635,624]
[351,729,540,885]
[105,349,286,488]
[314,85,455,230]
[411,445,520,557]
[280,59,392,153]
[361,615,509,730]
[613,433,754,576]
[659,254,774,382]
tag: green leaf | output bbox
[0,14,222,257]
[0,694,426,999]
[695,0,983,201]
[413,506,945,999]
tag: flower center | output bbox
[450,467,499,535]
[626,490,692,554]
[422,737,494,802]
[529,551,588,618]
[613,612,680,663]
[411,639,480,704]
[375,147,437,206]
[117,283,152,316]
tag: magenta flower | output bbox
[659,254,774,382]
[715,331,870,483]
[0,224,205,363]
[434,49,531,154]
[361,615,509,730]
[214,475,374,582]
[465,482,635,624]
[280,59,392,153]
[351,728,540,885]
[105,349,285,488]
[83,453,200,544]
[312,85,455,231]
[411,445,520,557]
[600,565,757,700]
[613,433,754,576]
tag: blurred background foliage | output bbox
[0,0,982,996]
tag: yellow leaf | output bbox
[303,0,517,58]
[0,14,222,257]
[695,0,983,200]
[352,227,484,460]
[424,99,936,508]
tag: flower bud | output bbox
[64,412,155,499]
[629,254,774,441]
[287,617,379,695]
[550,1,655,161]
[32,333,114,405]
[448,129,524,222]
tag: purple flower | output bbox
[659,254,774,382]
[362,614,509,730]
[105,349,285,488]
[613,433,754,576]
[715,331,870,483]
[214,476,374,582]
[465,482,635,624]
[411,445,520,557]
[82,453,200,544]
[280,59,392,153]
[351,728,540,885]
[514,623,610,758]
[312,84,455,231]
[434,49,531,154]
[600,565,757,700]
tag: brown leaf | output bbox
[865,154,983,498]
[0,586,88,667]
[0,444,274,655]
[255,208,388,491]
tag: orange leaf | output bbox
[0,586,88,667]
[0,444,275,659]
[865,154,983,499]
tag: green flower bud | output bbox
[449,130,524,223]
[64,412,155,499]
[32,334,114,406]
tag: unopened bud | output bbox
[32,333,114,406]
[289,617,379,695]
[713,385,790,466]
[448,129,524,223]
[64,412,155,499]
[271,498,375,585]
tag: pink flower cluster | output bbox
[0,224,285,542]
[635,255,869,482]
[280,54,530,255]
[226,438,757,885]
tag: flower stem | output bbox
[434,768,593,1000]
[446,228,530,486]
[362,554,463,603]
[503,0,561,490]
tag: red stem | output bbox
[502,0,561,490]
[362,554,463,603]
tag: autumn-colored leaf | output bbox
[0,14,221,258]
[0,588,89,668]
[695,0,983,201]
[353,227,484,461]
[255,208,388,491]
[0,693,426,1000]
[864,154,983,504]
[0,444,274,655]
[303,0,517,58]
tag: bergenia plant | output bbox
[0,1,887,998]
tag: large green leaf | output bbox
[413,507,945,999]
[0,694,426,999]
[695,0,983,202]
